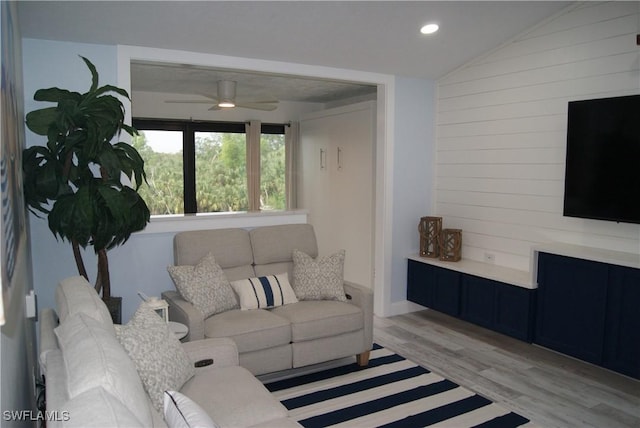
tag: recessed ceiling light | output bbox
[420,23,439,35]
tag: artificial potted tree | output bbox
[23,56,150,322]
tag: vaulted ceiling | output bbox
[18,1,571,104]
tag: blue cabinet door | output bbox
[407,259,433,308]
[407,260,460,316]
[604,265,640,378]
[494,282,534,342]
[461,275,534,341]
[461,275,495,329]
[535,253,608,364]
[432,267,461,316]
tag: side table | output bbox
[168,321,189,341]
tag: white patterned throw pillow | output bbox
[115,302,195,411]
[167,252,238,317]
[164,390,218,428]
[230,273,298,310]
[292,249,347,301]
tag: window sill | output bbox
[136,210,309,235]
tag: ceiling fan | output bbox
[165,80,279,111]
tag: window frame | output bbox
[132,118,285,215]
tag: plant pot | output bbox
[103,296,122,324]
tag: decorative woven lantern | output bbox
[439,228,462,262]
[418,216,442,258]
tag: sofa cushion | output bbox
[54,313,152,427]
[61,386,145,428]
[250,224,318,265]
[164,390,218,428]
[168,252,239,317]
[116,302,195,411]
[55,276,115,335]
[271,300,363,341]
[230,273,298,310]
[204,309,291,353]
[180,365,288,428]
[292,249,348,301]
[174,228,254,274]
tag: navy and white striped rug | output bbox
[266,344,535,428]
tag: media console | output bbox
[407,243,640,379]
[407,256,535,341]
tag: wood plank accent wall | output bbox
[435,2,640,271]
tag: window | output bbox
[132,119,287,215]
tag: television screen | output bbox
[563,94,640,224]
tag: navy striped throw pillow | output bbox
[230,273,298,310]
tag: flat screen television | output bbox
[563,94,640,224]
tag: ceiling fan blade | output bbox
[165,100,216,104]
[235,97,279,104]
[164,82,280,111]
[235,102,279,111]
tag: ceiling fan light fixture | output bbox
[217,80,237,108]
[218,100,235,108]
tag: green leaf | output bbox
[121,124,138,137]
[26,108,59,135]
[80,56,99,92]
[22,146,63,208]
[48,189,93,246]
[94,84,130,100]
[113,142,147,188]
[33,88,81,103]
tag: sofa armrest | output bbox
[181,337,239,370]
[343,281,374,350]
[161,290,205,341]
[38,308,59,372]
[44,350,69,418]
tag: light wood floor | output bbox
[374,310,640,428]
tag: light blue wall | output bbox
[390,76,435,304]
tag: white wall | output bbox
[434,2,640,272]
[299,101,376,288]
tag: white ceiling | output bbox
[18,1,572,104]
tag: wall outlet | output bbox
[25,290,37,318]
[484,252,495,264]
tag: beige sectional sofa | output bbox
[163,223,374,375]
[39,276,301,428]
